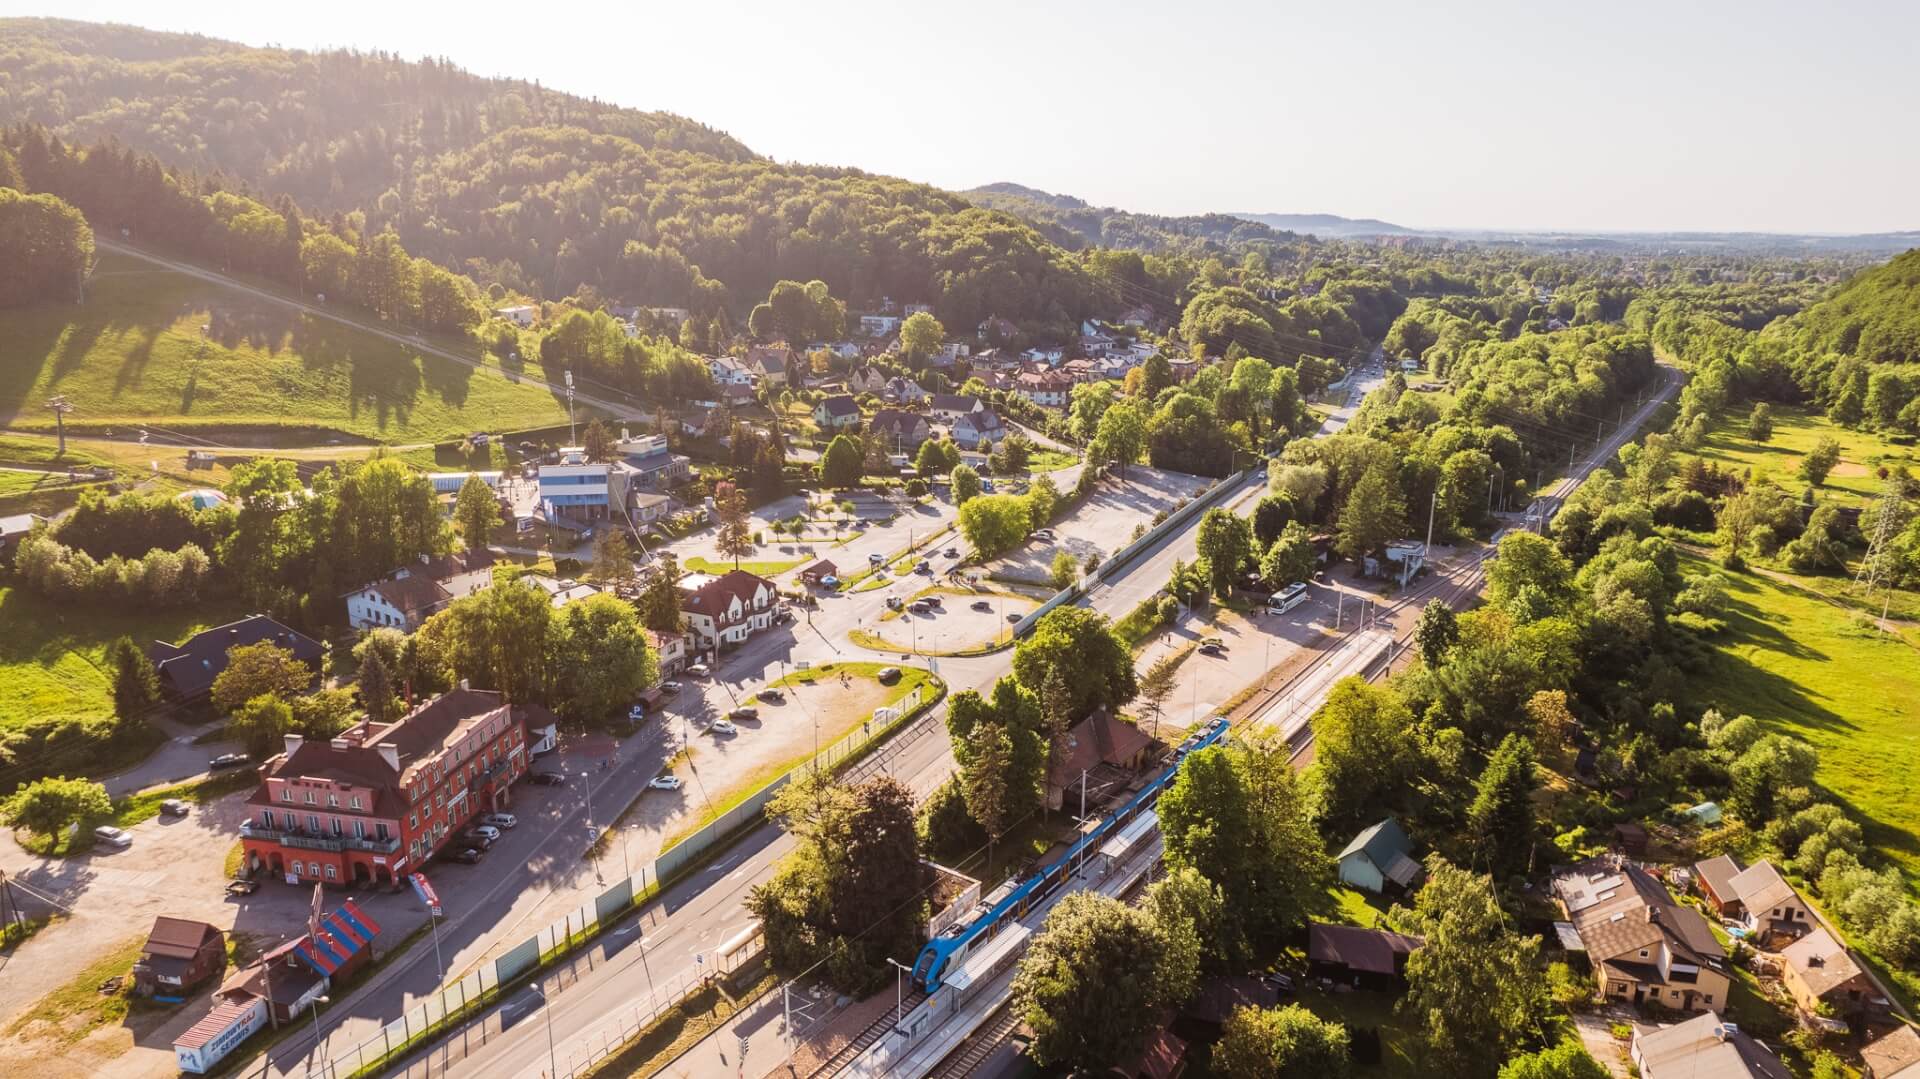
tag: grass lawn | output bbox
[1680,551,1920,880]
[2,934,143,1045]
[0,251,571,444]
[0,584,250,729]
[1289,989,1425,1078]
[1028,449,1079,473]
[1693,404,1920,507]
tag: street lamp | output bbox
[306,995,331,1075]
[885,957,912,1033]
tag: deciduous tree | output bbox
[1012,892,1168,1072]
[211,641,312,716]
[1012,606,1136,719]
[454,473,502,552]
[1215,1004,1353,1079]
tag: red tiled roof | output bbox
[683,569,775,621]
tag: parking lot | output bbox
[988,466,1213,586]
[858,587,1039,653]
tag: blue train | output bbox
[910,715,1231,992]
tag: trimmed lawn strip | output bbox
[683,556,807,577]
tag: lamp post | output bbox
[885,957,912,1033]
[306,995,330,1075]
[542,978,559,1079]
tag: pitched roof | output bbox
[1308,923,1423,976]
[930,393,981,413]
[1339,818,1422,888]
[0,513,44,538]
[144,917,221,960]
[255,688,516,798]
[1694,854,1745,901]
[868,410,927,438]
[955,409,1005,434]
[1633,1012,1791,1079]
[1782,927,1865,999]
[1554,859,1724,970]
[1863,1025,1920,1079]
[1728,860,1798,913]
[682,569,774,621]
[148,616,323,697]
[1048,711,1151,788]
[816,394,859,418]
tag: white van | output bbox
[1268,582,1309,614]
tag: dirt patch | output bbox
[1830,460,1870,478]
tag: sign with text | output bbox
[409,872,442,917]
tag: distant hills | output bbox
[1228,212,1418,238]
[962,183,1315,255]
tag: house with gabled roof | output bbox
[1631,1011,1791,1079]
[1045,711,1151,810]
[344,551,495,631]
[745,344,796,386]
[1726,860,1813,945]
[148,616,324,701]
[868,409,930,451]
[1336,818,1422,894]
[951,409,1008,452]
[812,395,861,430]
[882,376,928,404]
[134,917,226,997]
[1553,857,1731,1012]
[929,394,985,423]
[680,569,778,653]
[1781,927,1889,1024]
[848,366,888,395]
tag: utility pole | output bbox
[46,396,72,457]
[565,370,577,445]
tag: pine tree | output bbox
[108,636,160,720]
[1465,734,1537,879]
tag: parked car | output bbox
[887,596,905,611]
[971,600,992,611]
[687,663,711,678]
[659,680,683,695]
[446,847,486,865]
[869,552,886,565]
[709,719,739,736]
[226,877,259,897]
[915,560,932,575]
[649,775,684,791]
[877,667,903,685]
[820,575,840,588]
[944,547,959,558]
[1030,528,1056,541]
[465,825,502,846]
[209,752,251,770]
[910,599,934,614]
[159,799,191,817]
[923,594,943,607]
[774,608,795,625]
[756,688,784,702]
[529,771,566,786]
[92,825,132,849]
[482,813,518,830]
[1199,642,1225,656]
[728,707,759,721]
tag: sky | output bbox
[16,0,1920,234]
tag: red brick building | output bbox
[238,688,551,888]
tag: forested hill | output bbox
[0,18,1104,332]
[1790,246,1920,367]
[0,17,755,206]
[964,182,1311,257]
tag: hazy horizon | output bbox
[16,0,1919,235]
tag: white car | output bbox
[649,775,684,791]
[92,825,133,849]
[686,663,711,678]
[709,719,738,736]
[482,813,518,830]
[659,681,683,695]
[468,824,502,844]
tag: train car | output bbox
[911,716,1229,992]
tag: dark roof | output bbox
[255,688,512,801]
[1308,922,1423,976]
[869,410,927,438]
[1339,818,1413,867]
[1182,975,1278,1025]
[1048,711,1151,789]
[144,917,222,960]
[1555,859,1724,969]
[1118,1025,1187,1079]
[148,616,323,697]
[683,569,775,621]
[801,560,837,579]
[930,393,981,413]
[955,409,1006,433]
[816,395,859,418]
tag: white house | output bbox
[951,409,1008,452]
[883,377,928,404]
[1022,346,1065,365]
[849,367,888,395]
[681,570,778,653]
[859,314,901,337]
[345,552,495,631]
[707,356,755,386]
[930,394,986,423]
[813,395,862,430]
[494,304,538,327]
[1336,818,1422,894]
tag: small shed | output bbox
[1307,923,1423,991]
[1337,818,1422,895]
[1693,854,1746,917]
[799,560,838,586]
[1610,821,1650,858]
[1683,802,1724,827]
[133,917,226,997]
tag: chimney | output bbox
[459,678,470,691]
[1647,906,1661,924]
[284,733,304,757]
[376,743,401,772]
[330,737,350,750]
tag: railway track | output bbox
[925,1000,1018,1079]
[814,989,931,1077]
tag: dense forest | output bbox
[0,18,1107,334]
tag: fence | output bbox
[326,678,945,1079]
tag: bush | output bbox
[917,777,986,861]
[905,478,929,497]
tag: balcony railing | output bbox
[241,823,400,855]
